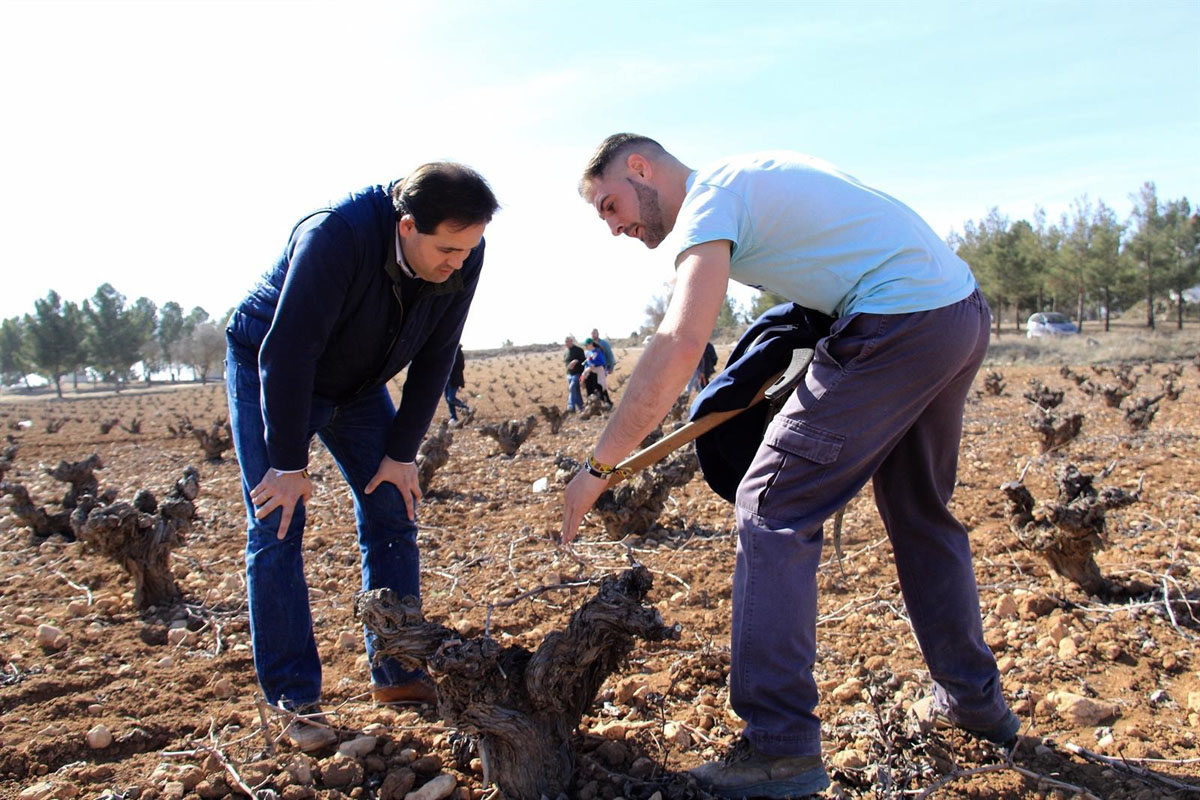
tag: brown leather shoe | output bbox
[372,678,437,706]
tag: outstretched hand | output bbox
[366,456,421,520]
[559,468,611,544]
[250,470,314,540]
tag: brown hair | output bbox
[392,162,499,233]
[578,133,665,196]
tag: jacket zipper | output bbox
[351,282,406,397]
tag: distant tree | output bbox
[954,209,1035,334]
[1024,207,1065,313]
[184,306,210,335]
[82,283,149,390]
[1087,201,1130,332]
[1161,199,1199,330]
[174,320,225,384]
[0,317,32,387]
[748,289,790,320]
[156,301,186,381]
[713,294,744,338]
[1128,182,1168,329]
[129,297,158,383]
[640,282,674,336]
[25,290,86,398]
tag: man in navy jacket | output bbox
[225,162,498,751]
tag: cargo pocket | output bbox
[741,418,845,522]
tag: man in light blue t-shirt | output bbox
[560,134,1017,798]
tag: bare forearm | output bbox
[592,330,705,465]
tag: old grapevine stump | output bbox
[1023,380,1064,410]
[1124,394,1164,431]
[356,567,679,800]
[983,371,1006,396]
[417,421,452,494]
[480,415,537,457]
[0,482,74,538]
[538,405,565,434]
[1026,409,1084,452]
[70,467,201,611]
[595,448,699,538]
[47,453,104,509]
[193,418,232,461]
[1002,464,1139,596]
[0,442,18,481]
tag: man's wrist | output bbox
[273,467,310,478]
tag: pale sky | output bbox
[2,0,1196,348]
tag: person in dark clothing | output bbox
[444,344,470,422]
[581,337,613,407]
[224,162,498,751]
[564,335,585,412]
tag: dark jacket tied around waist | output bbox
[690,304,833,503]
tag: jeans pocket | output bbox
[227,357,263,404]
[742,419,845,521]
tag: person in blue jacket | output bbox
[225,162,498,751]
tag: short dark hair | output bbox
[579,133,665,196]
[392,162,499,233]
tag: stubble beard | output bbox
[629,179,669,249]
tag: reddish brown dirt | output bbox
[0,349,1197,800]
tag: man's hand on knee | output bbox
[250,470,314,540]
[365,456,421,520]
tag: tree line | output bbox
[745,181,1197,335]
[0,283,230,396]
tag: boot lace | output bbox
[722,736,757,765]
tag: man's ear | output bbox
[626,152,651,180]
[397,214,417,238]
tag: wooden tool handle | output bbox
[610,370,783,483]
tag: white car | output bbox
[1026,312,1078,338]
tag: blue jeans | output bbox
[225,345,422,708]
[732,290,1009,756]
[566,374,583,411]
[443,384,469,420]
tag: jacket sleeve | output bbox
[386,240,485,461]
[258,213,357,470]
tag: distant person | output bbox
[589,327,616,376]
[444,344,471,422]
[581,337,613,407]
[224,163,499,752]
[561,134,1016,797]
[563,335,585,412]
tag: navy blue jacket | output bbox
[690,304,833,503]
[226,184,483,470]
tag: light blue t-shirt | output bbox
[673,152,976,317]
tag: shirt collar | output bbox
[394,224,416,279]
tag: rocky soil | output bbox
[0,346,1198,800]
